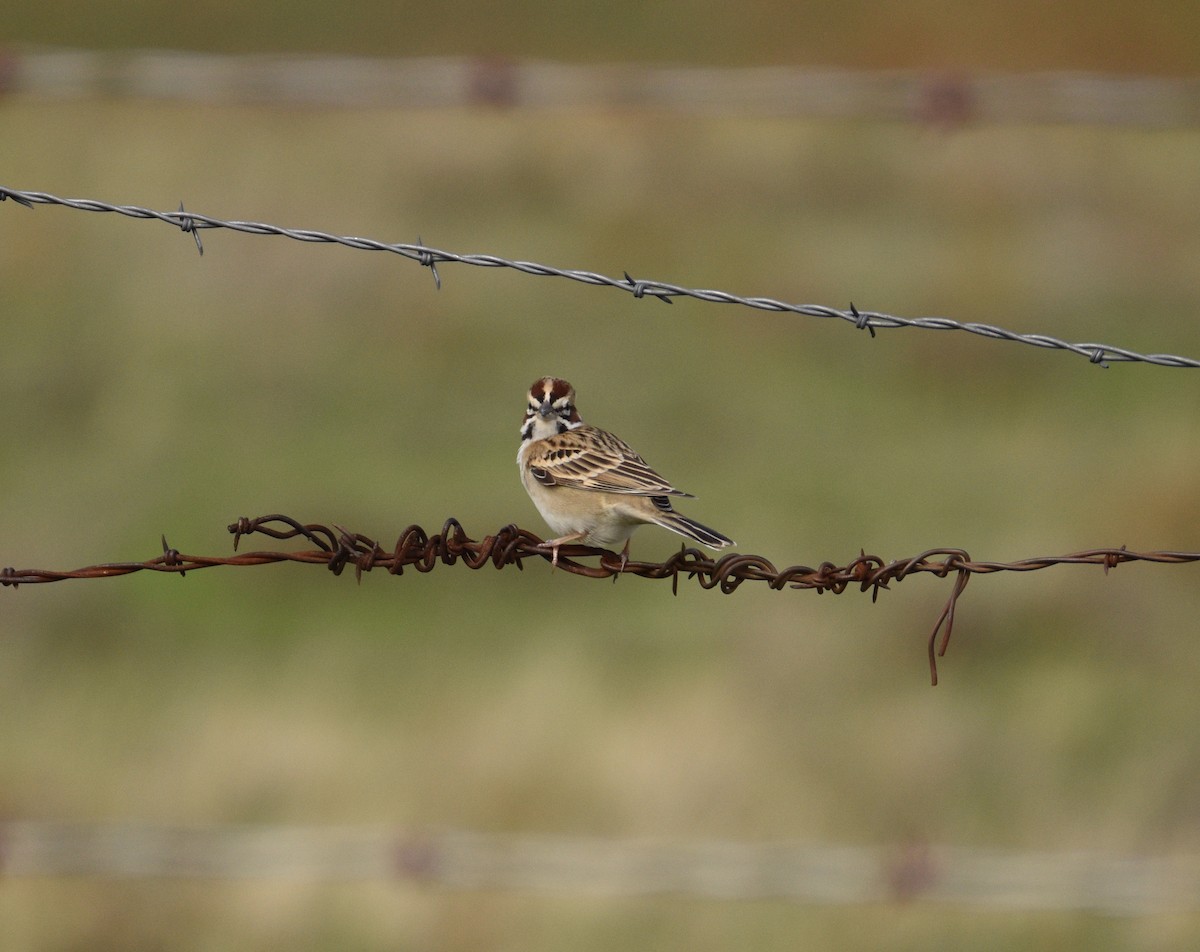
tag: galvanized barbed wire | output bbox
[3,514,1198,685]
[2,184,1197,368]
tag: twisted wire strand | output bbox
[2,515,1197,685]
[3,185,1197,368]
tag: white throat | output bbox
[521,413,582,442]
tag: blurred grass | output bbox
[9,1,1200,73]
[3,13,1200,949]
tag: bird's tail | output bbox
[649,509,735,550]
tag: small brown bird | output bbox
[517,376,735,566]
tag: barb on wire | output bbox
[2,184,1196,368]
[177,201,203,256]
[3,514,1198,685]
[851,301,876,337]
[415,235,440,289]
[623,270,674,304]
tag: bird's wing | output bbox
[527,425,694,497]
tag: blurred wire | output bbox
[1,820,1196,915]
[2,515,1197,685]
[2,184,1197,367]
[5,48,1200,128]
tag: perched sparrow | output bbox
[518,376,735,566]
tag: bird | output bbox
[517,376,735,567]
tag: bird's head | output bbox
[521,376,581,441]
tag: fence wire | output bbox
[2,514,1197,685]
[7,49,1200,129]
[2,184,1197,368]
[1,820,1197,916]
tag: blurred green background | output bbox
[3,2,1200,949]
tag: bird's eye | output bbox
[560,404,573,414]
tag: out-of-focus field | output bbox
[3,6,1200,949]
[9,0,1200,73]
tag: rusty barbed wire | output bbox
[2,514,1198,685]
[2,184,1197,368]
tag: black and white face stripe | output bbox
[520,376,582,440]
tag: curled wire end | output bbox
[178,202,204,256]
[0,188,34,208]
[850,302,876,338]
[1089,348,1109,368]
[927,567,971,686]
[623,271,674,304]
[1,566,19,589]
[416,236,442,290]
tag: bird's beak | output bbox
[538,399,555,418]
